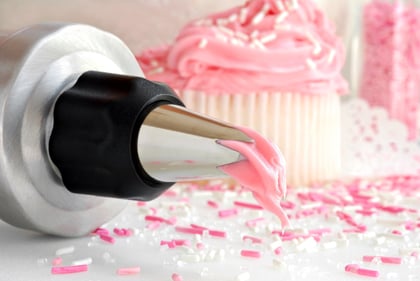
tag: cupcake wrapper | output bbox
[178,90,341,187]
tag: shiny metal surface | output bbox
[0,23,142,236]
[138,104,251,182]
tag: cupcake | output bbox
[138,0,347,186]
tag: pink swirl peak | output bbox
[138,0,347,95]
[218,127,290,228]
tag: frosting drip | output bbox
[218,127,290,228]
[138,0,347,95]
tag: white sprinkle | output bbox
[228,14,238,22]
[215,33,228,42]
[259,33,277,44]
[251,3,270,25]
[376,236,387,245]
[216,18,229,26]
[72,258,93,266]
[230,38,245,46]
[275,12,289,24]
[239,7,249,24]
[179,246,195,254]
[205,249,217,261]
[180,254,201,263]
[251,39,266,50]
[218,26,235,37]
[55,246,75,256]
[296,237,317,252]
[300,202,322,210]
[306,59,317,70]
[322,241,337,250]
[250,30,260,39]
[198,38,208,48]
[270,240,283,251]
[273,257,286,269]
[237,271,251,281]
[289,0,300,10]
[194,19,212,26]
[328,50,336,64]
[148,66,165,75]
[235,31,249,41]
[150,60,159,67]
[274,0,286,11]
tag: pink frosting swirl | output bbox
[138,0,347,94]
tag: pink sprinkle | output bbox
[363,255,402,264]
[218,208,238,218]
[147,221,161,230]
[92,227,109,236]
[242,235,263,244]
[308,228,331,235]
[173,239,190,246]
[196,242,205,250]
[207,200,219,208]
[99,234,115,244]
[52,257,62,266]
[391,230,402,235]
[280,200,296,209]
[172,273,183,281]
[190,224,208,230]
[245,217,265,227]
[51,265,88,275]
[240,249,261,258]
[145,215,175,225]
[163,190,178,197]
[175,226,204,235]
[208,229,227,238]
[136,201,147,206]
[113,228,133,237]
[345,264,379,278]
[274,247,282,255]
[234,201,264,210]
[117,267,141,275]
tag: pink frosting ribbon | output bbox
[218,127,290,228]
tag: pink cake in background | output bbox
[138,0,348,186]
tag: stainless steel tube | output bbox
[138,104,252,182]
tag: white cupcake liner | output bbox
[178,90,341,187]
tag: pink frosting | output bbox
[138,0,347,95]
[218,127,290,228]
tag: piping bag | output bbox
[0,23,287,237]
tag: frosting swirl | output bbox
[138,0,347,94]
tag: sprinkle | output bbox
[198,38,208,48]
[235,31,249,41]
[147,221,161,230]
[99,235,115,244]
[175,226,204,235]
[327,50,336,64]
[274,247,282,255]
[240,250,261,258]
[274,0,286,11]
[236,271,251,281]
[345,264,379,278]
[172,273,183,281]
[207,200,219,208]
[55,246,75,256]
[234,201,263,210]
[259,33,277,44]
[92,228,109,236]
[179,253,201,263]
[218,26,235,37]
[113,228,133,237]
[72,258,93,266]
[117,267,141,276]
[228,14,238,22]
[208,229,227,238]
[306,59,317,70]
[246,217,265,227]
[52,257,62,266]
[51,265,88,275]
[275,12,289,24]
[242,235,263,244]
[250,30,260,39]
[196,242,205,250]
[145,215,175,225]
[363,256,402,264]
[250,39,267,50]
[218,208,238,218]
[269,240,283,251]
[239,7,249,24]
[322,241,338,249]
